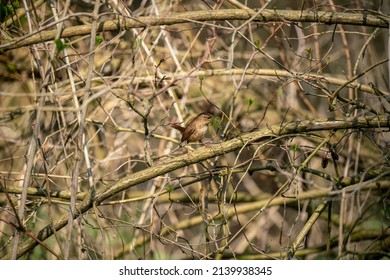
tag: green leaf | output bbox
[0,0,19,21]
[210,116,221,129]
[6,62,16,72]
[254,39,265,51]
[95,36,103,45]
[246,98,254,108]
[54,38,68,53]
[290,144,299,152]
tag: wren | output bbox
[171,112,212,144]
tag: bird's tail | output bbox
[170,123,186,133]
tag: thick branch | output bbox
[4,115,390,259]
[0,9,388,52]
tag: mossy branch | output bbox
[1,9,388,52]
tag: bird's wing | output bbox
[181,127,195,142]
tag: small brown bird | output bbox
[171,112,212,144]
